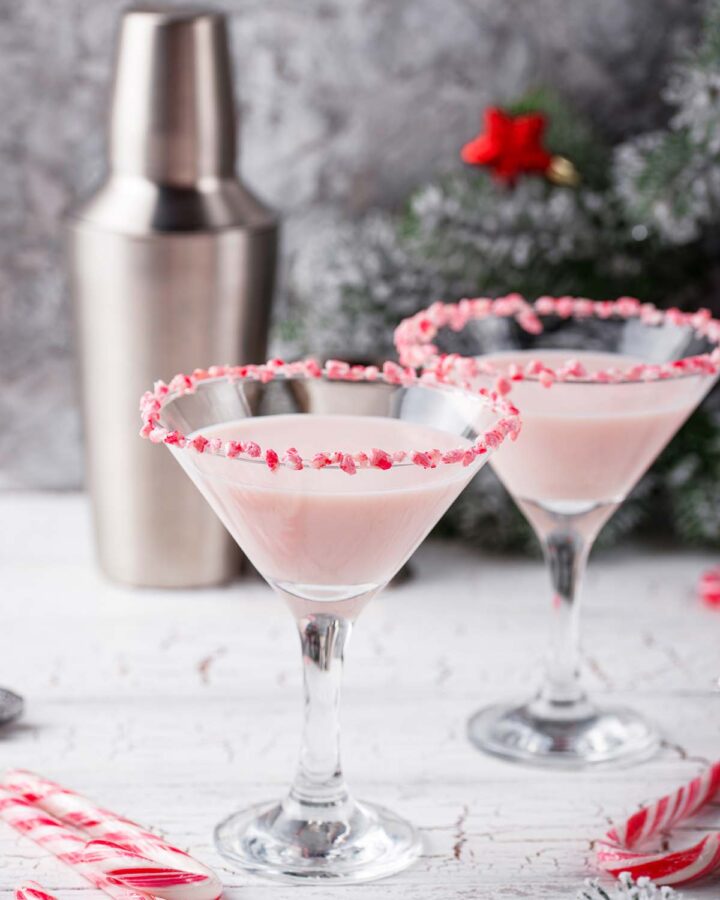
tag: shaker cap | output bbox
[109,5,236,184]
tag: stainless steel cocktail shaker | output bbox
[68,6,277,587]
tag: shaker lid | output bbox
[68,4,278,233]
[109,5,236,185]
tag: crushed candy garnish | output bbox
[394,295,720,387]
[139,357,520,475]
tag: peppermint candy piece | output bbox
[15,883,59,900]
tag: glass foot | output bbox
[214,797,422,883]
[0,688,23,726]
[468,701,660,768]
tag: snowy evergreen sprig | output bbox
[578,873,678,900]
[613,0,720,243]
[281,213,443,361]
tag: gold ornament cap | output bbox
[546,155,580,187]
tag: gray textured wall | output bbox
[0,0,700,488]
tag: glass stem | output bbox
[536,525,591,713]
[520,498,612,720]
[288,613,353,812]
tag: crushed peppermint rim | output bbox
[139,357,521,475]
[394,295,720,392]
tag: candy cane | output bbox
[596,761,720,885]
[16,882,58,900]
[5,770,193,859]
[699,568,720,608]
[0,787,145,900]
[83,840,219,900]
[3,770,221,900]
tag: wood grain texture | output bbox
[0,493,718,898]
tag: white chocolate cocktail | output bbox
[141,359,518,881]
[395,295,720,768]
[189,415,478,614]
[485,350,707,510]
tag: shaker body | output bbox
[69,215,276,586]
[68,7,278,587]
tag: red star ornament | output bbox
[461,106,553,184]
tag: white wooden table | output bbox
[0,493,719,899]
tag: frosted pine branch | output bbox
[578,873,678,900]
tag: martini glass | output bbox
[140,359,518,882]
[396,296,719,768]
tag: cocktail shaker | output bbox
[68,6,277,587]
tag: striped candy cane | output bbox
[83,840,220,900]
[5,770,199,858]
[16,882,58,900]
[699,568,720,608]
[596,761,720,886]
[3,771,221,900]
[0,787,145,900]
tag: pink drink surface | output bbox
[173,414,481,597]
[483,350,712,505]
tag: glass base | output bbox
[467,701,660,768]
[0,688,23,726]
[214,797,422,883]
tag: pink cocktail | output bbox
[140,359,519,881]
[485,349,706,507]
[191,414,478,615]
[396,296,720,767]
